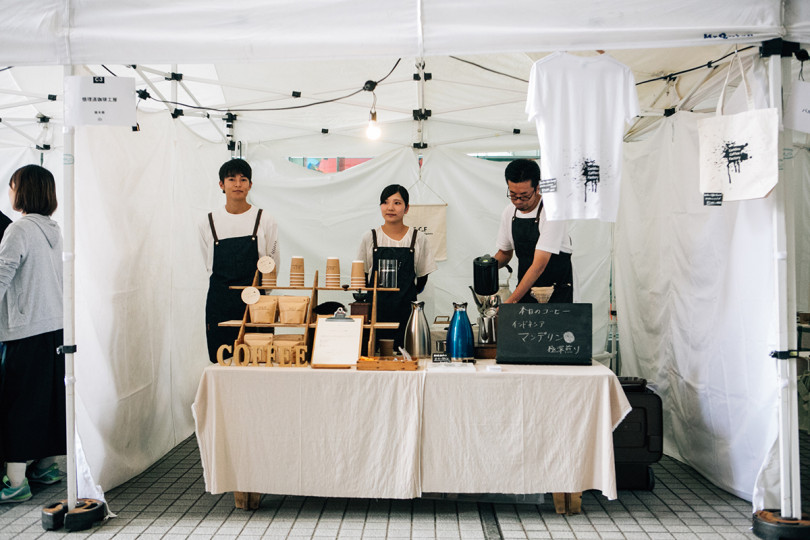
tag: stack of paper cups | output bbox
[289,256,305,287]
[325,257,341,288]
[262,268,277,288]
[351,260,366,289]
[258,256,277,289]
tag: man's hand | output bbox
[506,249,552,303]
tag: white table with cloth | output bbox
[192,360,631,500]
[421,361,631,499]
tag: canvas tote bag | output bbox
[698,52,778,201]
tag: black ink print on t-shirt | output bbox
[722,141,750,183]
[580,159,600,202]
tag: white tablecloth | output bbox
[192,366,425,498]
[193,360,630,500]
[421,360,630,499]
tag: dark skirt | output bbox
[0,329,67,463]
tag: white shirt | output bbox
[356,227,437,278]
[526,52,639,222]
[198,206,280,274]
[495,201,571,255]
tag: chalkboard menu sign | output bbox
[496,303,592,365]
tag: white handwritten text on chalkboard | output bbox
[497,303,592,365]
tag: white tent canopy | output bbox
[0,0,789,64]
[0,0,807,515]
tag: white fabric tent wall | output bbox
[616,110,780,504]
[70,111,220,488]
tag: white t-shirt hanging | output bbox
[526,52,639,222]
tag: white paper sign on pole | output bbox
[784,80,810,134]
[64,76,136,127]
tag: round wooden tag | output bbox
[241,286,261,305]
[257,256,275,274]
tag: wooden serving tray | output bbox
[356,356,419,371]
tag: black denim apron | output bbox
[205,209,262,362]
[370,228,418,349]
[512,200,573,303]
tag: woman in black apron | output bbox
[357,185,436,349]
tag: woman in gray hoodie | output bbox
[0,165,65,503]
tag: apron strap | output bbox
[511,199,544,223]
[372,228,416,251]
[208,212,219,245]
[251,208,263,240]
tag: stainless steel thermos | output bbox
[447,302,474,361]
[404,300,432,358]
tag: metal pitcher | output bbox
[404,300,432,359]
[478,307,498,344]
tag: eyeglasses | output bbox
[506,189,537,201]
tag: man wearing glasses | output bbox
[493,159,573,303]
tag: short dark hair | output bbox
[218,158,252,182]
[504,159,540,188]
[379,184,409,206]
[9,165,57,216]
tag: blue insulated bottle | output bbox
[446,302,474,361]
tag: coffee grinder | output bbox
[471,254,500,346]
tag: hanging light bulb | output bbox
[366,90,381,140]
[366,110,381,140]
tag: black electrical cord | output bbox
[139,58,402,113]
[635,46,755,86]
[451,47,758,88]
[449,56,529,83]
[0,66,12,73]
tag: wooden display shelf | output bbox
[229,284,399,292]
[218,268,400,364]
[310,322,399,330]
[219,321,399,330]
[219,321,310,328]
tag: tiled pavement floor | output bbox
[4,431,805,539]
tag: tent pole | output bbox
[764,50,802,520]
[62,63,78,512]
[746,40,810,540]
[773,52,802,520]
